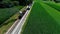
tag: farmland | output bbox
[0,6,23,34]
[21,1,60,34]
[0,6,23,24]
[44,1,60,11]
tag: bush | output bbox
[0,0,3,2]
[5,2,14,8]
[0,6,23,25]
[12,1,19,6]
[54,0,60,3]
[0,0,21,8]
[19,0,33,6]
[0,1,14,8]
[0,2,6,8]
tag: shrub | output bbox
[0,2,6,8]
[0,6,23,25]
[12,1,19,6]
[0,1,14,8]
[5,2,14,8]
[0,0,3,2]
[54,0,60,3]
[19,0,33,6]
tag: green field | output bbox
[0,13,20,34]
[44,1,60,11]
[0,6,23,34]
[21,1,60,34]
[0,6,23,24]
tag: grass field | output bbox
[0,6,23,25]
[44,1,60,11]
[0,13,20,34]
[0,6,23,34]
[21,1,60,34]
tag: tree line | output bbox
[0,0,33,8]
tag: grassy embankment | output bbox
[21,1,60,34]
[0,6,23,34]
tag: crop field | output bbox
[22,1,60,34]
[0,6,23,25]
[44,1,60,11]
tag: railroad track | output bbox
[5,2,34,34]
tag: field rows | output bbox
[44,1,60,11]
[22,1,60,34]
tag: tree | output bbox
[18,0,26,6]
[54,0,60,3]
[19,0,33,6]
[27,0,33,5]
[11,0,18,1]
[0,0,3,2]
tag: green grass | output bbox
[44,1,60,11]
[0,13,20,34]
[0,20,15,34]
[41,2,60,23]
[0,6,23,24]
[0,6,23,34]
[22,1,60,34]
